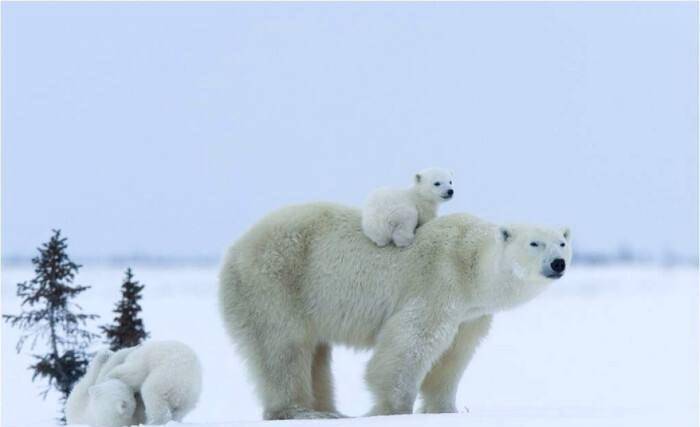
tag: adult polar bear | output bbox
[219,202,571,420]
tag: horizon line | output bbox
[2,251,698,268]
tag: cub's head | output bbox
[414,167,455,203]
[88,379,136,427]
[499,224,572,283]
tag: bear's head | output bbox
[414,167,455,202]
[498,224,572,284]
[87,379,136,427]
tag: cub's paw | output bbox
[393,236,415,248]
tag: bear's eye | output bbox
[560,243,566,247]
[449,181,453,185]
[530,242,539,247]
[433,182,441,186]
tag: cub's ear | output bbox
[117,400,129,414]
[499,227,512,242]
[562,227,571,240]
[415,173,422,183]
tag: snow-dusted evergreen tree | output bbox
[101,268,149,351]
[3,230,98,422]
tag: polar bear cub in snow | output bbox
[362,167,454,247]
[104,340,202,425]
[66,351,136,427]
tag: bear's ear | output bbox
[116,400,129,414]
[415,173,421,184]
[562,227,571,240]
[499,227,512,242]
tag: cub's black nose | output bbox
[447,189,454,196]
[551,258,566,273]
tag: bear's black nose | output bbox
[447,189,454,196]
[551,258,566,273]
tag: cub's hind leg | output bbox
[141,375,173,425]
[389,207,419,247]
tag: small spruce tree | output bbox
[101,268,149,351]
[3,229,98,422]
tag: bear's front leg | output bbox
[419,315,493,413]
[365,305,457,416]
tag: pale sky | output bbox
[2,2,698,261]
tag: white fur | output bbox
[218,203,572,420]
[96,347,147,425]
[104,341,202,425]
[362,168,454,247]
[96,347,136,384]
[66,351,136,427]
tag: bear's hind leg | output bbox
[141,376,173,425]
[252,338,332,420]
[311,343,342,416]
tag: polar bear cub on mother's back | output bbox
[218,202,572,420]
[362,167,454,247]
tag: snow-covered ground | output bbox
[2,264,697,427]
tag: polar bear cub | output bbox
[362,167,454,247]
[104,340,202,425]
[66,351,136,427]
